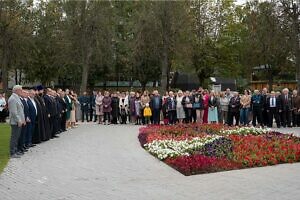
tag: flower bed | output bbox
[138,124,300,176]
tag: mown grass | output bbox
[0,123,11,173]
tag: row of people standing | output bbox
[78,87,300,127]
[7,85,82,158]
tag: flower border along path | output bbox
[138,124,300,176]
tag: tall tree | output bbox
[242,1,290,90]
[279,0,300,91]
[63,0,113,94]
[0,0,32,92]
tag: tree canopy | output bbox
[0,0,299,93]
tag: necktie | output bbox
[272,97,275,107]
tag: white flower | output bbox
[144,135,222,160]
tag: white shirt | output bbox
[270,97,276,107]
[29,97,38,115]
[0,97,6,112]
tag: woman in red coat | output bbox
[202,89,210,124]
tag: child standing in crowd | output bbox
[143,103,152,125]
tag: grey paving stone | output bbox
[0,124,300,200]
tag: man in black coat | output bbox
[228,92,240,126]
[279,88,292,127]
[57,89,67,132]
[36,85,51,141]
[266,91,281,128]
[44,88,57,138]
[32,88,45,144]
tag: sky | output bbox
[235,0,247,5]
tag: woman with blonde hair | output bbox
[95,91,104,124]
[208,90,218,123]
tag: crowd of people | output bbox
[77,87,300,128]
[5,84,300,158]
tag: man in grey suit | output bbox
[8,85,25,158]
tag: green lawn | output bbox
[0,123,11,173]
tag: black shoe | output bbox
[11,154,21,158]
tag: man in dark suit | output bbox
[251,90,264,127]
[266,91,281,128]
[261,88,269,126]
[279,88,292,127]
[150,90,162,125]
[18,90,30,154]
[58,89,67,132]
[79,91,90,122]
[291,89,300,127]
[228,92,240,126]
[26,89,37,148]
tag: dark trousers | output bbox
[81,107,89,122]
[168,110,176,124]
[281,109,292,127]
[25,121,34,146]
[18,124,27,151]
[192,109,197,123]
[292,112,300,127]
[53,116,58,136]
[0,110,7,122]
[228,110,239,126]
[90,108,96,122]
[262,109,269,126]
[152,109,160,125]
[104,112,110,123]
[184,108,192,123]
[61,113,66,131]
[268,108,280,127]
[10,125,22,155]
[252,107,262,126]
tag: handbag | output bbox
[193,103,201,109]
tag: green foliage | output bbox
[0,0,298,91]
[0,123,11,173]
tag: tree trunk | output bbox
[80,48,92,95]
[1,49,8,92]
[161,45,168,93]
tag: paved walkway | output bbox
[0,124,300,200]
